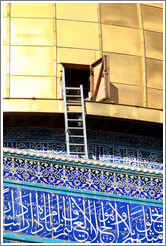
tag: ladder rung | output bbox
[68,119,83,121]
[67,103,82,106]
[66,95,81,98]
[66,87,80,90]
[69,135,84,138]
[67,111,82,113]
[69,143,85,146]
[68,127,83,130]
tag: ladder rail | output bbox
[80,85,88,159]
[62,67,70,156]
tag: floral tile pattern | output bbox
[3,127,163,243]
[3,155,163,201]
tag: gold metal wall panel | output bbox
[11,3,54,18]
[2,18,8,45]
[2,46,8,76]
[86,101,114,117]
[10,76,56,98]
[137,107,162,123]
[100,3,139,28]
[57,48,96,65]
[2,76,9,98]
[147,58,163,89]
[85,101,162,123]
[3,99,34,112]
[10,46,54,76]
[2,2,163,121]
[113,104,137,119]
[109,83,143,106]
[11,19,54,46]
[105,52,143,85]
[57,64,63,78]
[102,24,143,56]
[96,50,102,60]
[56,3,98,22]
[144,30,163,60]
[141,3,163,8]
[141,5,163,32]
[3,98,162,123]
[35,100,64,113]
[57,20,99,50]
[3,99,64,113]
[56,78,62,100]
[3,3,7,17]
[147,88,163,109]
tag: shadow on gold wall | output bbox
[109,83,119,104]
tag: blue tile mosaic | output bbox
[3,185,163,243]
[3,155,163,201]
[3,239,26,243]
[3,127,162,149]
[3,127,163,243]
[3,127,163,170]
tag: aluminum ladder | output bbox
[62,67,88,159]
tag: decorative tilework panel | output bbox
[3,185,163,243]
[3,128,163,170]
[3,140,163,169]
[3,127,163,149]
[3,155,163,201]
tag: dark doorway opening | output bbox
[65,67,90,99]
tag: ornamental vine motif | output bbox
[3,155,163,201]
